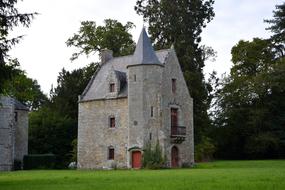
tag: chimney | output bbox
[100,49,113,65]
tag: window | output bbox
[151,106,154,117]
[109,83,115,92]
[172,79,176,93]
[110,117,115,128]
[134,75,136,81]
[14,112,18,122]
[149,133,152,140]
[108,147,114,160]
[171,108,178,127]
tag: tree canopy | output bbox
[66,19,135,61]
[0,0,36,94]
[212,2,285,159]
[2,63,47,110]
[265,2,285,57]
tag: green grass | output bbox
[1,160,285,190]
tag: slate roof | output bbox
[0,96,29,111]
[132,27,161,65]
[80,49,170,101]
[14,99,29,111]
[80,28,171,101]
[114,70,127,96]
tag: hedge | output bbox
[23,154,56,170]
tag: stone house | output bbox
[77,28,194,169]
[0,96,29,171]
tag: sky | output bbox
[10,0,283,94]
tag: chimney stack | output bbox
[100,49,113,65]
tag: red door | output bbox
[171,146,179,168]
[132,151,142,169]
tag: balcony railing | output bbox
[171,126,186,137]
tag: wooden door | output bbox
[171,108,178,126]
[132,151,142,169]
[171,146,179,168]
[171,108,178,135]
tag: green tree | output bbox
[135,0,215,144]
[29,63,98,166]
[213,38,285,159]
[29,107,75,167]
[0,0,36,93]
[66,19,135,61]
[2,63,47,110]
[265,2,285,57]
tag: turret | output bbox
[127,28,164,158]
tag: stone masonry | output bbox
[0,96,29,171]
[78,28,194,169]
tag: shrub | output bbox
[195,136,216,162]
[142,140,165,169]
[23,154,56,170]
[13,160,22,170]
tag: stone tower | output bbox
[127,28,164,157]
[0,96,29,171]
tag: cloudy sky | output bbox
[10,0,283,94]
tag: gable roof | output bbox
[14,99,29,111]
[0,96,29,111]
[80,49,171,101]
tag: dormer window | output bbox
[109,83,115,92]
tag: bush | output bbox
[13,160,22,170]
[195,136,216,162]
[23,154,56,170]
[142,140,165,169]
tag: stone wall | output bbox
[14,110,29,162]
[127,64,164,167]
[161,50,194,167]
[0,97,15,171]
[0,97,29,171]
[78,98,128,169]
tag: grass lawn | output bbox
[0,160,285,190]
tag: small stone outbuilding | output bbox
[78,28,194,169]
[0,96,29,171]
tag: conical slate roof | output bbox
[133,27,161,65]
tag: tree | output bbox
[66,19,135,61]
[29,106,76,167]
[2,67,47,110]
[29,63,98,166]
[135,0,215,144]
[265,2,285,57]
[213,38,285,159]
[0,0,36,93]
